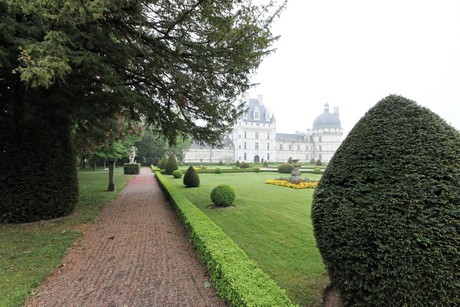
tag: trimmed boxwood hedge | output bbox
[172,170,182,178]
[312,95,460,306]
[158,155,168,169]
[153,168,294,306]
[123,163,140,174]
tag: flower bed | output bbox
[265,179,318,189]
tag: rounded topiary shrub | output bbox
[312,95,460,306]
[240,162,250,168]
[254,167,260,173]
[278,163,295,174]
[235,160,240,167]
[315,159,322,166]
[313,167,321,174]
[172,170,182,179]
[165,154,178,175]
[263,161,269,167]
[158,155,168,169]
[210,185,235,206]
[215,168,222,174]
[183,165,200,187]
[309,158,316,164]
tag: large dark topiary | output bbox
[165,154,178,175]
[278,163,294,174]
[312,95,460,306]
[183,165,200,187]
[211,184,236,206]
[158,155,168,169]
[0,115,78,223]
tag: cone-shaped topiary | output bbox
[158,155,168,169]
[312,95,460,306]
[211,184,235,206]
[183,165,200,187]
[165,154,178,175]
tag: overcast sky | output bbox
[249,0,460,137]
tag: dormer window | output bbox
[255,111,259,118]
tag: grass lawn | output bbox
[0,167,131,307]
[166,172,328,306]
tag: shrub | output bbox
[278,163,295,174]
[165,154,178,175]
[315,159,322,166]
[312,95,460,306]
[309,158,316,164]
[211,185,236,207]
[232,166,238,170]
[287,156,293,164]
[183,165,200,187]
[235,160,240,167]
[172,170,182,179]
[313,167,321,174]
[218,160,224,165]
[123,163,140,174]
[215,168,222,174]
[158,155,168,169]
[263,161,269,167]
[254,167,260,173]
[0,118,78,223]
[153,168,294,306]
[240,162,250,168]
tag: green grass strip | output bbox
[153,167,295,306]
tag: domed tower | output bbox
[312,103,343,162]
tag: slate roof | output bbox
[241,98,274,123]
[313,103,341,129]
[275,133,306,142]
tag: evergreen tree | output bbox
[0,0,285,222]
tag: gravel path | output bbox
[27,167,224,306]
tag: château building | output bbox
[184,95,343,163]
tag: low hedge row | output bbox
[195,167,262,174]
[152,167,294,306]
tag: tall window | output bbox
[289,144,292,150]
[255,142,259,149]
[255,132,259,139]
[255,111,259,118]
[244,131,247,138]
[244,153,247,160]
[297,145,300,151]
[267,133,270,140]
[280,144,283,150]
[239,145,241,149]
[267,143,270,150]
[244,142,247,149]
[267,153,270,161]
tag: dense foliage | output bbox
[278,163,295,174]
[0,0,285,222]
[312,95,460,306]
[0,118,77,223]
[154,169,294,306]
[215,168,222,174]
[165,155,179,175]
[211,185,236,206]
[315,159,322,166]
[183,166,200,187]
[313,167,321,174]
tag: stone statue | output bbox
[129,146,137,163]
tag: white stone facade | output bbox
[184,97,343,163]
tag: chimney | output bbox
[333,106,339,115]
[257,94,264,105]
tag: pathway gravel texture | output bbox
[27,167,224,306]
